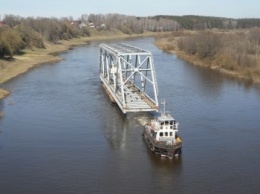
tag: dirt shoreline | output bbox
[0,32,156,100]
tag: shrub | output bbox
[0,27,22,58]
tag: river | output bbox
[0,37,260,194]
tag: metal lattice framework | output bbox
[99,43,159,113]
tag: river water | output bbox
[0,37,260,194]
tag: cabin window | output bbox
[160,132,163,137]
[170,132,173,136]
[160,122,163,129]
[170,121,173,125]
[165,121,169,125]
[170,126,173,129]
[165,132,168,136]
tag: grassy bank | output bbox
[0,30,156,100]
[154,30,260,83]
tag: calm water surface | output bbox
[0,38,260,194]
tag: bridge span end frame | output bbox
[99,43,159,114]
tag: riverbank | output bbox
[154,31,260,84]
[0,88,9,100]
[0,30,156,100]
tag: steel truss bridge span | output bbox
[99,43,159,114]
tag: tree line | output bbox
[154,15,260,30]
[0,15,92,58]
[80,14,180,33]
[1,14,260,59]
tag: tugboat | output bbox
[143,101,182,158]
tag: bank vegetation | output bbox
[155,28,260,83]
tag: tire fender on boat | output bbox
[176,137,182,143]
[149,143,155,151]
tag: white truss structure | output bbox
[99,43,159,113]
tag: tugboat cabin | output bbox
[150,114,179,144]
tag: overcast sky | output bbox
[1,0,260,19]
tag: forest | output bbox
[1,14,260,82]
[153,15,260,30]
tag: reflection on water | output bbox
[101,106,150,150]
[102,107,127,148]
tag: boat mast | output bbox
[161,98,166,115]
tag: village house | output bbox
[0,21,6,27]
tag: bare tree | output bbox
[248,27,260,59]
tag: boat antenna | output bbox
[161,98,166,115]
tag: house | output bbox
[79,22,87,29]
[88,22,95,28]
[0,21,6,27]
[101,24,106,29]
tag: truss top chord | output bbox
[100,43,151,56]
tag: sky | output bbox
[1,0,260,19]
